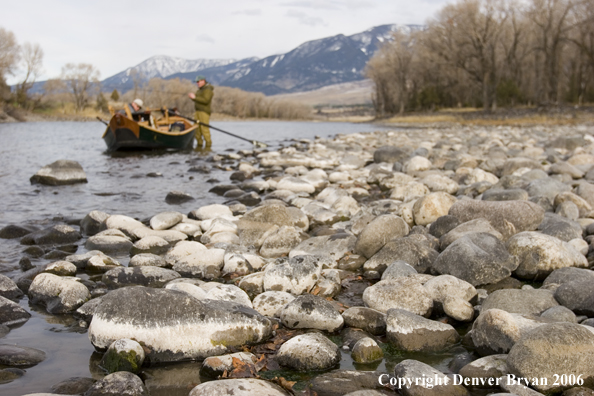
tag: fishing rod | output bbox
[167,110,268,148]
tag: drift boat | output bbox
[102,107,197,151]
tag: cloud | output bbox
[285,10,325,26]
[281,0,374,10]
[231,9,261,15]
[195,34,215,44]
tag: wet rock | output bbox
[20,224,81,246]
[0,345,46,367]
[0,367,24,383]
[364,237,438,274]
[0,224,38,239]
[277,332,340,371]
[44,260,77,276]
[393,359,468,396]
[51,377,96,395]
[200,352,257,377]
[129,253,167,267]
[0,324,9,338]
[554,280,594,316]
[471,309,548,355]
[171,247,224,279]
[85,235,133,255]
[30,159,87,185]
[88,287,272,362]
[290,233,355,265]
[29,273,90,313]
[252,291,295,317]
[413,192,458,226]
[482,288,558,315]
[263,255,322,295]
[102,267,180,289]
[507,323,594,393]
[458,354,509,386]
[80,211,110,236]
[0,274,23,300]
[342,307,386,335]
[448,200,544,240]
[84,371,148,396]
[279,294,344,332]
[355,214,410,258]
[189,378,289,396]
[0,296,31,326]
[100,338,145,374]
[351,337,383,363]
[386,308,459,352]
[433,233,518,286]
[165,190,194,204]
[362,278,433,316]
[75,297,104,322]
[506,232,588,280]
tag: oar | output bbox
[167,110,268,148]
[96,117,109,126]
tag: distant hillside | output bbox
[271,79,374,107]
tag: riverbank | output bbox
[1,121,594,395]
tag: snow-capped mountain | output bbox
[101,24,423,95]
[101,55,237,91]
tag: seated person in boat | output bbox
[119,98,148,121]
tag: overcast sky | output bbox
[1,0,450,84]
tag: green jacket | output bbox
[192,83,214,114]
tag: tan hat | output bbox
[133,98,143,108]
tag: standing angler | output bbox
[188,75,214,149]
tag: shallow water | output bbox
[0,120,475,395]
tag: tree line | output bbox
[366,0,594,116]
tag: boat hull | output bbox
[102,113,197,151]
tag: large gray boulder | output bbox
[554,280,594,315]
[543,267,594,287]
[471,309,549,355]
[80,210,110,236]
[448,200,544,240]
[507,323,594,393]
[0,296,30,326]
[439,218,503,249]
[458,355,509,387]
[88,287,272,362]
[393,359,468,396]
[506,232,588,280]
[189,379,289,396]
[30,159,87,185]
[84,371,148,396]
[276,332,340,371]
[28,273,90,313]
[0,345,46,367]
[279,294,343,332]
[525,177,571,201]
[355,214,409,258]
[386,309,459,352]
[362,278,433,316]
[433,233,518,286]
[20,224,81,246]
[537,213,583,242]
[0,274,23,300]
[481,288,559,316]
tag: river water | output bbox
[0,121,465,395]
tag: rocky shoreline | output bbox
[1,124,594,395]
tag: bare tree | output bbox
[527,0,575,103]
[0,27,20,101]
[15,42,44,107]
[60,63,100,112]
